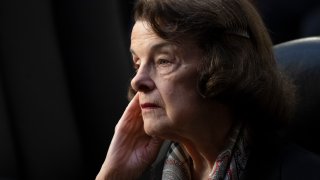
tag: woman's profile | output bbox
[96,0,320,179]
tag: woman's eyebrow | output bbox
[149,42,172,54]
[129,42,172,57]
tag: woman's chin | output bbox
[143,122,167,137]
[143,124,160,136]
[142,116,176,139]
[143,123,177,142]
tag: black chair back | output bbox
[274,37,320,154]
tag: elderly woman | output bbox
[97,0,320,179]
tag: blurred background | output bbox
[0,0,319,179]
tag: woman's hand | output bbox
[96,93,163,180]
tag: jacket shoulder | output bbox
[243,143,320,180]
[281,144,320,180]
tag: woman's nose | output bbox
[131,66,155,93]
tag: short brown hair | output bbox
[132,0,295,134]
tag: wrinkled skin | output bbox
[96,94,163,180]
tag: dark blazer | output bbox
[243,140,320,180]
[139,140,320,180]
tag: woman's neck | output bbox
[179,103,234,179]
[181,129,231,179]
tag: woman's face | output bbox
[130,21,211,139]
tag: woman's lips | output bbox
[140,103,160,109]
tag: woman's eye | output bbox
[157,59,171,65]
[156,58,176,74]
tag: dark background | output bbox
[0,0,134,179]
[0,0,319,179]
